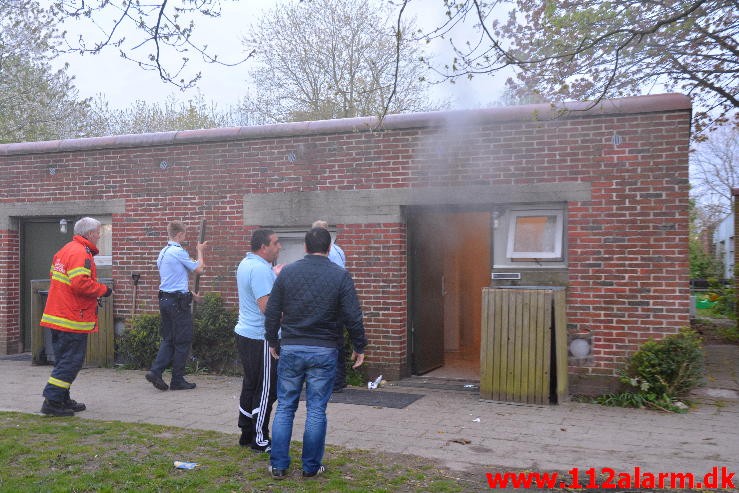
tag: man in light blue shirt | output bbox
[235,229,282,452]
[146,221,206,392]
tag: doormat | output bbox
[301,388,424,409]
[0,352,32,362]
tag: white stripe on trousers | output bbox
[254,340,271,447]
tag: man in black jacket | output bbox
[265,227,366,480]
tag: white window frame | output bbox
[505,209,564,260]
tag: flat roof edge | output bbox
[0,94,691,156]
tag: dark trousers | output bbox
[236,334,277,448]
[42,330,88,403]
[150,293,193,382]
[334,336,347,390]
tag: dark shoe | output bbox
[238,430,253,447]
[302,465,326,478]
[65,398,86,412]
[269,465,288,480]
[250,442,271,453]
[41,399,74,417]
[145,371,169,391]
[169,379,196,390]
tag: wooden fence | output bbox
[480,287,567,404]
[30,279,115,367]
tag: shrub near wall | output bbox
[117,294,240,375]
[596,328,704,412]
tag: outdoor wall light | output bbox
[159,160,170,170]
[59,218,68,234]
[569,338,591,358]
[48,165,58,175]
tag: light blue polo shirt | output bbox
[328,243,346,268]
[234,252,276,340]
[157,241,199,292]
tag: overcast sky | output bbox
[54,0,508,113]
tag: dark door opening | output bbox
[21,218,75,351]
[408,209,491,379]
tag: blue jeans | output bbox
[270,345,337,474]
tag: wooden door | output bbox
[408,212,445,374]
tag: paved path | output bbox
[1,345,737,480]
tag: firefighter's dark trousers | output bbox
[42,330,88,403]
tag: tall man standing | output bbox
[146,221,207,391]
[40,217,113,416]
[234,229,282,452]
[311,219,348,393]
[266,227,366,479]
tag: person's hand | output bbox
[269,346,280,360]
[192,291,203,303]
[351,351,364,369]
[102,287,113,297]
[273,263,285,276]
[196,240,208,252]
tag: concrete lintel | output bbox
[0,199,126,231]
[243,182,591,226]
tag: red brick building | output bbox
[0,94,692,396]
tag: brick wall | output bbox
[0,94,692,388]
[0,231,20,353]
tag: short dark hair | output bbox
[305,227,331,254]
[167,221,186,239]
[250,229,275,252]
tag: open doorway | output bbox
[407,209,491,380]
[20,216,113,352]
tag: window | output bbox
[93,218,113,267]
[274,229,308,265]
[492,204,566,269]
[506,210,563,260]
[272,227,338,266]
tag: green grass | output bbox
[0,412,471,493]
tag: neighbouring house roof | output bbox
[0,94,691,157]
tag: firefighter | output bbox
[40,217,113,416]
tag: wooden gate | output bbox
[480,287,567,404]
[30,279,115,367]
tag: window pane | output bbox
[512,215,557,253]
[278,237,305,265]
[94,220,112,267]
[506,209,563,259]
[97,223,113,256]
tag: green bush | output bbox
[192,293,240,374]
[116,313,161,369]
[708,285,736,319]
[596,328,704,412]
[117,293,240,375]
